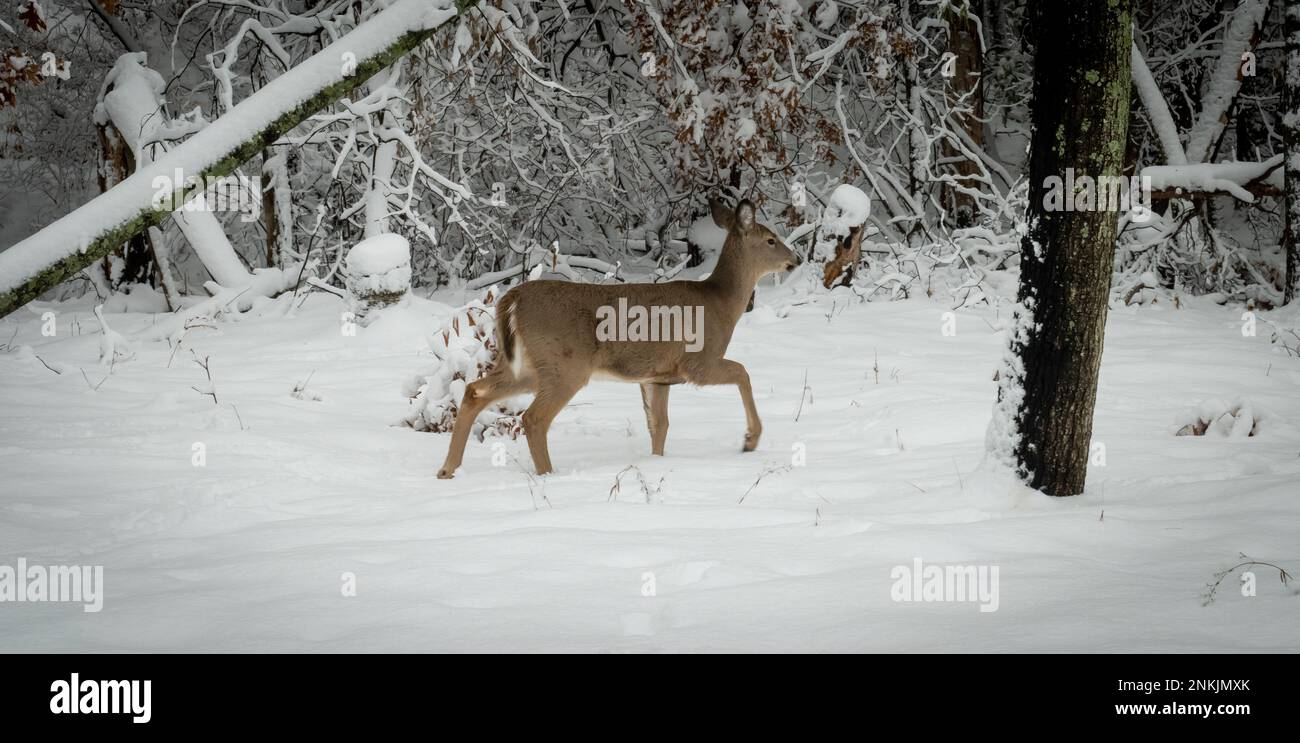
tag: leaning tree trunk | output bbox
[1285,0,1300,305]
[988,0,1132,496]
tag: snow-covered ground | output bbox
[0,282,1297,652]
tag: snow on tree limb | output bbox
[1184,0,1271,165]
[0,0,475,320]
[1143,155,1283,202]
[1130,40,1188,166]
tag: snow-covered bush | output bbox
[346,234,412,321]
[1175,398,1260,438]
[401,286,524,441]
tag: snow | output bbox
[735,117,757,142]
[1129,40,1187,166]
[346,234,412,301]
[1183,0,1270,165]
[0,286,1296,651]
[97,53,253,290]
[1142,155,1283,203]
[820,184,871,238]
[347,233,411,277]
[984,294,1034,477]
[402,287,523,438]
[687,214,728,252]
[0,0,459,298]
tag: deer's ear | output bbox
[736,200,756,233]
[710,198,733,230]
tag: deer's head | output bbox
[710,198,801,277]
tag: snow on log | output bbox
[1143,155,1283,202]
[1130,40,1187,166]
[0,0,475,320]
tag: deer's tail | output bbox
[495,290,524,378]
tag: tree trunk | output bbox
[943,0,985,227]
[1285,0,1300,305]
[991,0,1132,496]
[0,0,475,320]
[95,119,156,289]
[262,148,294,268]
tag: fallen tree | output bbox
[0,0,476,320]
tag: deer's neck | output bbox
[704,242,759,312]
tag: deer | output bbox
[436,197,802,479]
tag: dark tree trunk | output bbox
[943,0,985,227]
[1285,0,1299,305]
[96,120,158,290]
[1000,0,1132,496]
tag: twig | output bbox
[608,464,663,504]
[793,369,811,422]
[191,351,218,404]
[509,454,551,510]
[738,463,793,504]
[34,354,62,375]
[1203,554,1294,606]
[80,366,108,391]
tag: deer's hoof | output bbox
[436,467,456,480]
[742,433,760,452]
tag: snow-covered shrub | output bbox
[1175,398,1260,438]
[345,234,412,321]
[401,286,524,441]
[94,305,136,366]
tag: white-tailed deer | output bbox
[437,198,801,478]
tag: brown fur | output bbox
[437,198,801,478]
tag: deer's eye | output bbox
[766,238,775,245]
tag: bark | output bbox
[943,0,985,226]
[83,0,144,53]
[1002,0,1132,496]
[1287,0,1300,304]
[364,65,403,239]
[261,149,294,268]
[0,0,475,320]
[95,119,155,289]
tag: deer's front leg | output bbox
[639,382,670,456]
[438,368,528,479]
[696,359,761,452]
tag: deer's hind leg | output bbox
[437,367,531,479]
[522,374,584,476]
[692,359,761,452]
[639,382,670,456]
